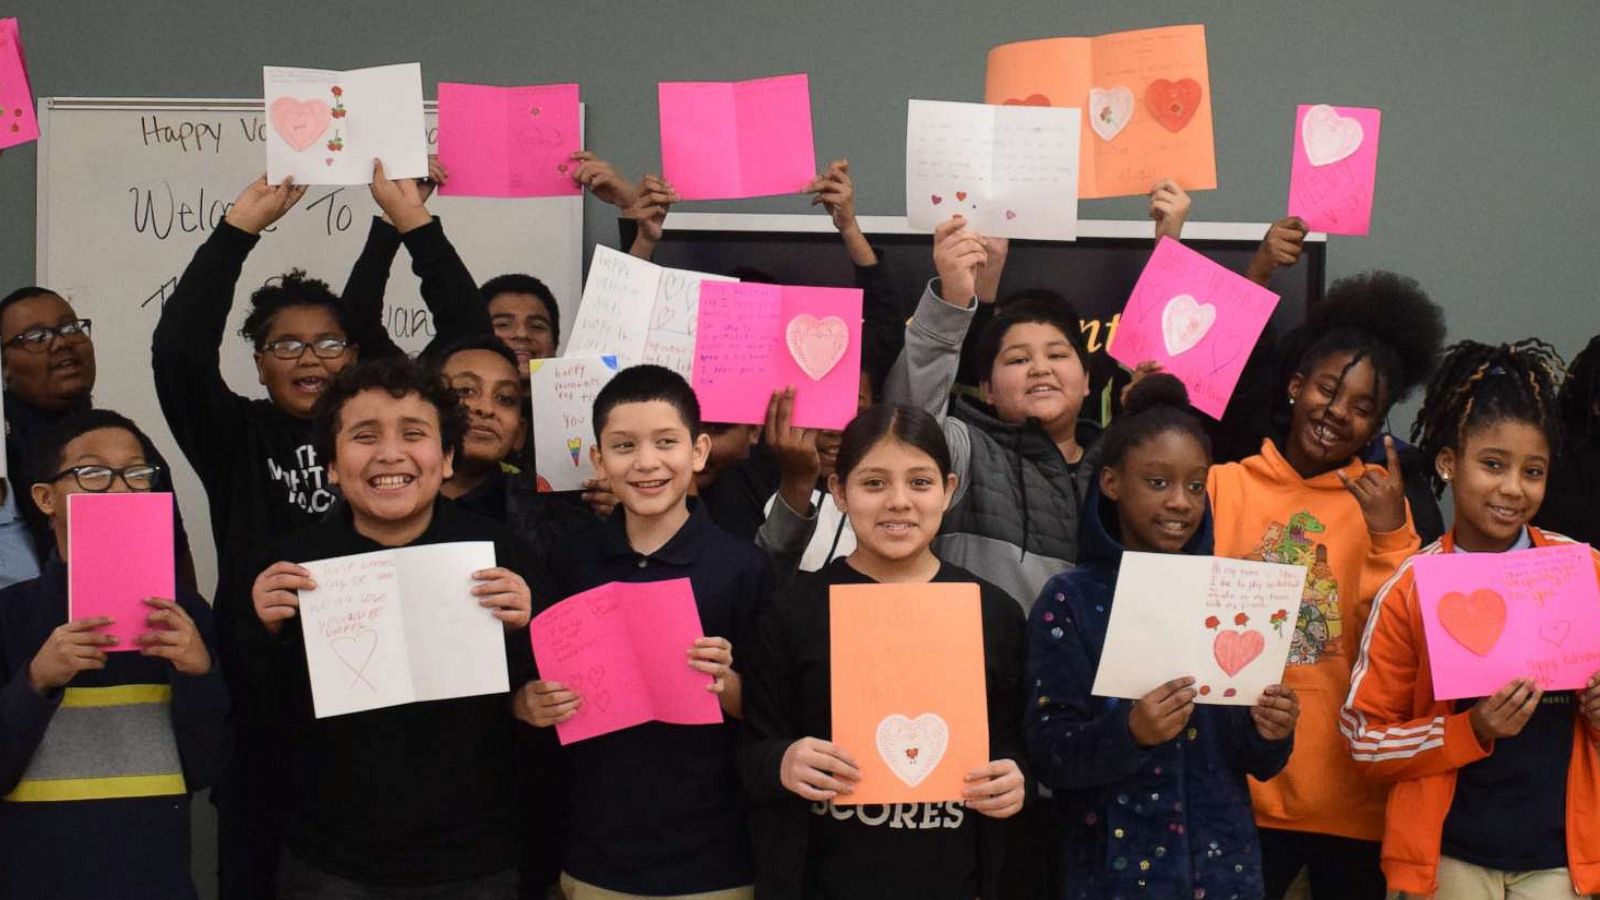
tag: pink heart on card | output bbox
[931,194,944,205]
[269,96,333,152]
[1161,294,1217,357]
[785,314,850,382]
[1302,104,1364,167]
[1213,629,1265,678]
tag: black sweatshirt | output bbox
[339,216,492,362]
[0,563,229,900]
[738,558,1028,900]
[241,501,542,886]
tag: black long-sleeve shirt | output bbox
[339,215,492,362]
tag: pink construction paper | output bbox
[1287,105,1381,236]
[1107,237,1280,419]
[529,578,722,745]
[692,282,863,430]
[658,73,817,200]
[437,82,581,198]
[1413,543,1600,701]
[0,19,40,150]
[67,493,175,652]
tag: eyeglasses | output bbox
[4,319,92,351]
[47,464,162,492]
[261,338,351,360]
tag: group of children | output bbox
[0,144,1598,900]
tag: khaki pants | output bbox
[559,873,754,900]
[1389,856,1593,899]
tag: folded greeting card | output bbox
[0,18,39,150]
[563,244,736,378]
[264,63,427,186]
[528,356,619,492]
[437,82,582,198]
[1288,104,1382,236]
[658,73,817,200]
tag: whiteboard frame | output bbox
[655,213,1328,243]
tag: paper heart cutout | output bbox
[1160,294,1217,357]
[1213,629,1265,678]
[786,314,850,381]
[1088,86,1135,142]
[1002,93,1052,107]
[1438,589,1506,657]
[930,194,943,205]
[876,713,949,788]
[955,191,968,202]
[1147,78,1202,133]
[331,630,378,686]
[1540,620,1572,647]
[270,96,333,152]
[1301,104,1364,167]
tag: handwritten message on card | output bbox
[692,282,862,430]
[1108,237,1281,419]
[1094,553,1306,705]
[264,63,426,186]
[299,542,506,718]
[905,99,1080,240]
[529,578,721,744]
[830,583,988,805]
[658,73,817,200]
[68,493,175,651]
[0,19,39,151]
[984,24,1216,199]
[1288,104,1382,236]
[437,82,582,198]
[563,245,736,378]
[1414,543,1600,700]
[528,356,618,492]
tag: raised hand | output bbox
[1338,435,1407,534]
[1149,179,1192,242]
[569,151,638,209]
[766,387,820,514]
[628,173,679,250]
[932,216,988,306]
[224,175,307,235]
[1246,217,1308,286]
[368,158,432,232]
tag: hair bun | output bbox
[1122,372,1191,416]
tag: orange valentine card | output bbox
[829,582,988,805]
[985,24,1216,199]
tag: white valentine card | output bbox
[265,63,427,186]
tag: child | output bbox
[1343,339,1600,898]
[1028,375,1298,899]
[738,403,1027,899]
[245,357,538,898]
[0,409,228,900]
[1207,272,1444,898]
[0,286,197,585]
[516,364,769,899]
[1536,334,1600,544]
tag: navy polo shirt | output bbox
[547,501,772,894]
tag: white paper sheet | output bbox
[264,63,427,186]
[563,245,736,378]
[528,356,620,492]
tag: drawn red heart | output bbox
[1146,78,1202,133]
[1213,629,1265,677]
[1223,688,1237,698]
[1540,620,1572,647]
[557,163,568,174]
[530,106,541,117]
[1437,589,1507,657]
[955,191,968,202]
[324,158,334,166]
[930,194,943,205]
[1005,210,1017,220]
[906,747,919,761]
[1002,93,1052,107]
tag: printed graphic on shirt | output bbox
[1248,510,1342,665]
[810,800,966,830]
[268,443,335,514]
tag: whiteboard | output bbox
[36,97,583,596]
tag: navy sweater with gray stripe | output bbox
[0,562,230,900]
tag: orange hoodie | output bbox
[1207,439,1418,841]
[1341,528,1600,896]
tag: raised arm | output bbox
[884,217,986,420]
[1246,217,1308,287]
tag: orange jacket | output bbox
[1341,528,1600,896]
[1208,440,1418,841]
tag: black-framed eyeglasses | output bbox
[47,464,162,492]
[4,319,92,351]
[261,338,351,360]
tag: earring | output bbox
[1288,396,1296,406]
[1439,472,1451,483]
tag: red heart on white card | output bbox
[1213,629,1265,677]
[270,96,333,152]
[1302,104,1364,167]
[786,314,850,381]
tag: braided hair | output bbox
[1409,339,1565,498]
[1558,334,1600,448]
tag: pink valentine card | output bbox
[658,73,817,200]
[68,493,175,651]
[692,282,862,430]
[1413,543,1600,701]
[0,18,40,150]
[437,82,582,198]
[1107,237,1280,419]
[1288,105,1381,236]
[529,578,723,745]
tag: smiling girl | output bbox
[739,404,1027,899]
[1343,340,1600,899]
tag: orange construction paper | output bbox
[985,24,1217,199]
[829,582,988,805]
